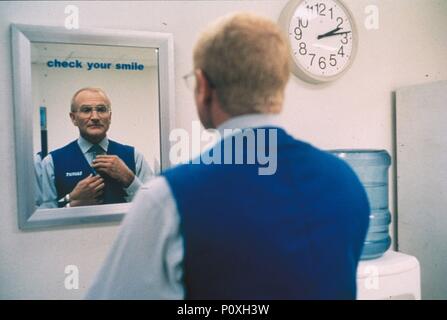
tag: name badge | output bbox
[66,171,83,177]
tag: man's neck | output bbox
[81,134,106,145]
[210,100,281,129]
[216,113,282,136]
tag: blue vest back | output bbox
[163,127,370,299]
[51,139,135,205]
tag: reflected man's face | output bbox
[70,90,112,143]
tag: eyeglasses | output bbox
[182,70,216,91]
[76,105,111,117]
[183,71,196,91]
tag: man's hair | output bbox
[193,12,290,115]
[70,87,111,112]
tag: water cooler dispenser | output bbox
[330,149,421,299]
[330,150,391,259]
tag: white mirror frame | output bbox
[11,24,175,230]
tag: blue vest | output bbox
[51,139,135,206]
[163,127,370,299]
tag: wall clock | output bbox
[279,0,358,83]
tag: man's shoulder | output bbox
[302,146,361,181]
[49,140,79,157]
[107,139,137,163]
[278,134,351,172]
[269,130,346,170]
[108,139,134,150]
[161,161,204,179]
[271,133,363,188]
[40,152,54,169]
[136,175,174,208]
[41,141,76,169]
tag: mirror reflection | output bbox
[31,42,161,209]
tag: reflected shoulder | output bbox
[40,153,54,167]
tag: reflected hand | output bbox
[92,155,135,187]
[69,174,105,207]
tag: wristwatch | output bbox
[58,193,71,208]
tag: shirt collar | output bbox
[216,113,283,137]
[77,136,109,154]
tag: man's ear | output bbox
[195,69,213,105]
[69,112,78,126]
[194,69,216,129]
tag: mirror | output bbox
[11,24,175,229]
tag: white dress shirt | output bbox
[85,114,282,299]
[39,136,153,208]
[34,153,43,207]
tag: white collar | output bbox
[77,136,109,154]
[216,113,282,137]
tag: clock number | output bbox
[336,17,343,28]
[319,56,326,70]
[298,17,308,28]
[317,3,326,16]
[294,27,302,40]
[341,33,349,45]
[329,54,337,66]
[306,5,315,17]
[309,53,316,66]
[338,46,345,57]
[299,42,307,55]
[329,7,334,19]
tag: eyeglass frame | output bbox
[73,104,112,117]
[182,69,216,91]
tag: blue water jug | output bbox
[329,150,392,260]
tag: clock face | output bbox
[281,0,357,83]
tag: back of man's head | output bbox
[193,12,290,116]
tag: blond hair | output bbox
[193,12,290,115]
[70,87,111,112]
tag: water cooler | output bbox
[330,150,421,300]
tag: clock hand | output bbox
[317,27,342,40]
[317,30,351,40]
[312,43,337,51]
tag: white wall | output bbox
[0,0,446,299]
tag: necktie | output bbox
[89,144,105,174]
[89,144,105,161]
